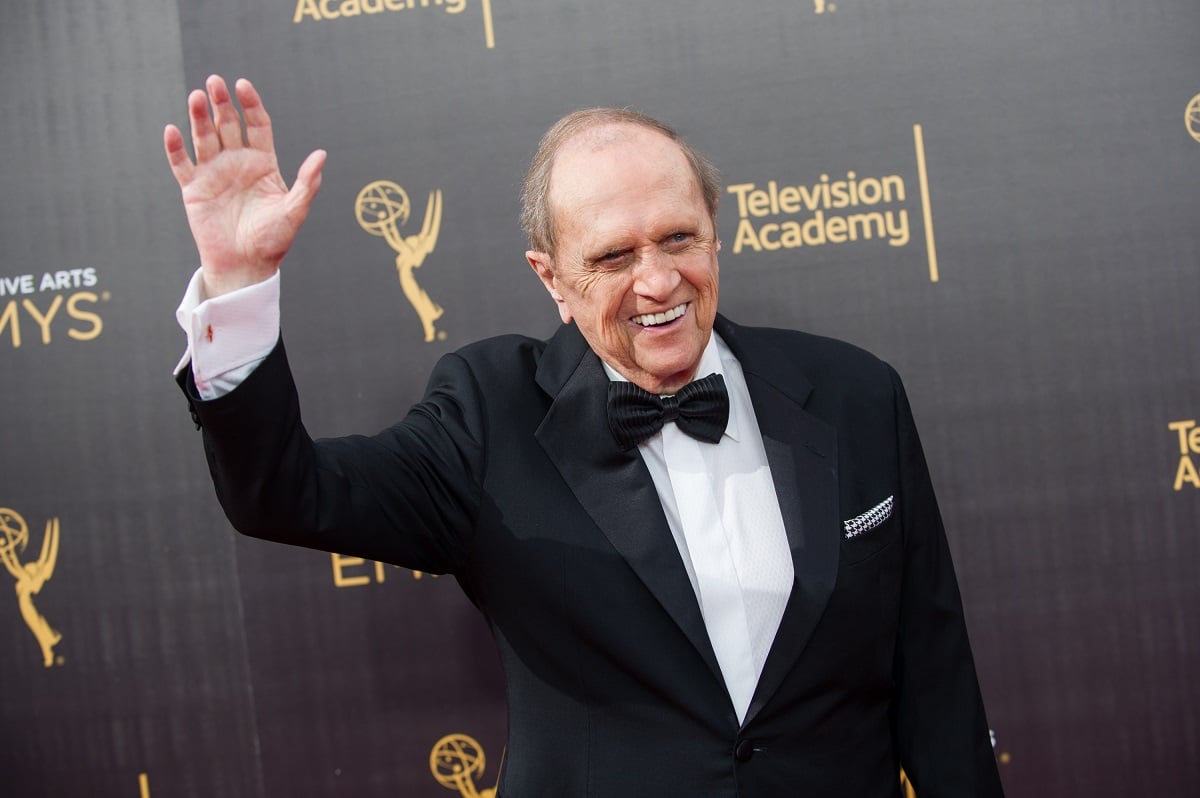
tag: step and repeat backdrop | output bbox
[2,0,1197,795]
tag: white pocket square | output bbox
[843,496,894,539]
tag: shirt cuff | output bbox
[174,268,281,400]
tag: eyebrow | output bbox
[582,246,630,267]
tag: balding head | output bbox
[520,108,720,257]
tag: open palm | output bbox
[164,76,325,297]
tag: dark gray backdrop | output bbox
[2,1,1197,795]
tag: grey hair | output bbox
[520,108,721,256]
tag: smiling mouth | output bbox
[632,303,689,328]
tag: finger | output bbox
[163,124,195,185]
[207,74,245,151]
[188,87,220,163]
[284,149,327,224]
[235,78,275,153]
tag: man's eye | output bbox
[594,250,629,268]
[666,232,694,247]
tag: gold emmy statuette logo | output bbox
[430,733,498,798]
[813,0,837,13]
[0,508,62,667]
[356,180,446,342]
[1187,94,1200,143]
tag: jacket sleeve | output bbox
[889,365,1005,797]
[178,338,485,576]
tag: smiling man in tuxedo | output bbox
[167,75,1004,797]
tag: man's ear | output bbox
[526,250,572,323]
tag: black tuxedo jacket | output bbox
[183,315,1003,797]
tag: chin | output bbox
[639,361,702,392]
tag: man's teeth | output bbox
[633,304,687,327]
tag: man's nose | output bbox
[632,250,681,299]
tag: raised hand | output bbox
[164,76,326,297]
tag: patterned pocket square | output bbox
[843,496,894,539]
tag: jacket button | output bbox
[735,740,754,762]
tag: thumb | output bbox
[285,148,327,224]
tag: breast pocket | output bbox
[814,506,902,679]
[840,495,897,566]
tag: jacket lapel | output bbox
[533,323,724,683]
[715,317,841,726]
[531,318,842,718]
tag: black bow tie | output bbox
[607,373,730,450]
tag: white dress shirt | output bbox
[603,336,793,721]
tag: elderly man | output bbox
[166,75,1004,797]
